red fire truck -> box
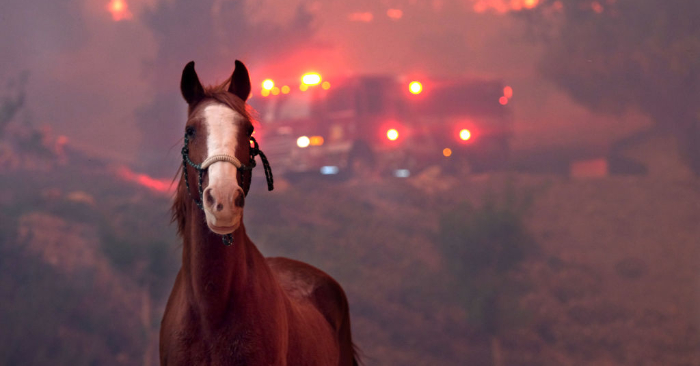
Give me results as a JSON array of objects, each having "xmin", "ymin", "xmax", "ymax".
[{"xmin": 248, "ymin": 72, "xmax": 512, "ymax": 178}]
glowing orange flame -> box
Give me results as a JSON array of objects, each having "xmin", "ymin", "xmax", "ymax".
[
  {"xmin": 117, "ymin": 166, "xmax": 174, "ymax": 194},
  {"xmin": 523, "ymin": 0, "xmax": 539, "ymax": 9},
  {"xmin": 55, "ymin": 135, "xmax": 68, "ymax": 154},
  {"xmin": 387, "ymin": 9, "xmax": 403, "ymax": 19},
  {"xmin": 348, "ymin": 12, "xmax": 373, "ymax": 22},
  {"xmin": 472, "ymin": 0, "xmax": 540, "ymax": 13},
  {"xmin": 108, "ymin": 0, "xmax": 133, "ymax": 21}
]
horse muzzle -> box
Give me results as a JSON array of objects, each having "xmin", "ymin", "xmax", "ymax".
[{"xmin": 202, "ymin": 159, "xmax": 245, "ymax": 234}]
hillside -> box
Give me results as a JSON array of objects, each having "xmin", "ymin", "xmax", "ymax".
[
  {"xmin": 1, "ymin": 163, "xmax": 699, "ymax": 365},
  {"xmin": 246, "ymin": 173, "xmax": 700, "ymax": 365}
]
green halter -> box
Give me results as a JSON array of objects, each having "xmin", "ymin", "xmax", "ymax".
[{"xmin": 181, "ymin": 134, "xmax": 273, "ymax": 246}]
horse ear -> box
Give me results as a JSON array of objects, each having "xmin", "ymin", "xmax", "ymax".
[
  {"xmin": 181, "ymin": 61, "xmax": 205, "ymax": 105},
  {"xmin": 228, "ymin": 60, "xmax": 251, "ymax": 102}
]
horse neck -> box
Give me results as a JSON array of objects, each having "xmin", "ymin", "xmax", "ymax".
[{"xmin": 181, "ymin": 204, "xmax": 280, "ymax": 324}]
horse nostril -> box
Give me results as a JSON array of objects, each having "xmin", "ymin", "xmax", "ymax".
[
  {"xmin": 234, "ymin": 192, "xmax": 245, "ymax": 208},
  {"xmin": 216, "ymin": 203, "xmax": 224, "ymax": 211},
  {"xmin": 204, "ymin": 189, "xmax": 215, "ymax": 207}
]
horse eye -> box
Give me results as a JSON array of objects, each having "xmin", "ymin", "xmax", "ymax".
[{"xmin": 185, "ymin": 126, "xmax": 196, "ymax": 137}]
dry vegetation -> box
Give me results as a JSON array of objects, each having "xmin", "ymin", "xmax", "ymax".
[{"xmin": 1, "ymin": 164, "xmax": 699, "ymax": 365}]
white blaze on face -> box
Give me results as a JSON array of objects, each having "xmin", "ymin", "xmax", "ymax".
[{"xmin": 202, "ymin": 103, "xmax": 245, "ymax": 229}]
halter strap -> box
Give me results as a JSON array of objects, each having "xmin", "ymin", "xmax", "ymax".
[
  {"xmin": 201, "ymin": 154, "xmax": 245, "ymax": 170},
  {"xmin": 180, "ymin": 134, "xmax": 274, "ymax": 247}
]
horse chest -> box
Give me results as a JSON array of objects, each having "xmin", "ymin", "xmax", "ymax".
[
  {"xmin": 164, "ymin": 309, "xmax": 338, "ymax": 366},
  {"xmin": 165, "ymin": 323, "xmax": 279, "ymax": 366}
]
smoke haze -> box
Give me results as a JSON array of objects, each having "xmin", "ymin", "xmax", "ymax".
[{"xmin": 2, "ymin": 0, "xmax": 592, "ymax": 170}]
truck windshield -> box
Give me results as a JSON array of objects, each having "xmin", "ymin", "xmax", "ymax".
[
  {"xmin": 412, "ymin": 81, "xmax": 506, "ymax": 117},
  {"xmin": 250, "ymin": 92, "xmax": 314, "ymax": 123}
]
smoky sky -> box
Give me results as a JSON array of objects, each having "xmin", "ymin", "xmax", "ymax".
[
  {"xmin": 1, "ymin": 0, "xmax": 636, "ymax": 172},
  {"xmin": 0, "ymin": 0, "xmax": 88, "ymax": 67},
  {"xmin": 137, "ymin": 0, "xmax": 317, "ymax": 175}
]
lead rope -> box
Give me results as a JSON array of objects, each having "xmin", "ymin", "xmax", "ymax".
[
  {"xmin": 181, "ymin": 134, "xmax": 274, "ymax": 247},
  {"xmin": 250, "ymin": 136, "xmax": 274, "ymax": 192}
]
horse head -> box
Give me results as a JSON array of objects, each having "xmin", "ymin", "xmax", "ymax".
[{"xmin": 179, "ymin": 60, "xmax": 265, "ymax": 236}]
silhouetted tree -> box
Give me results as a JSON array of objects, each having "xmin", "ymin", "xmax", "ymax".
[
  {"xmin": 521, "ymin": 0, "xmax": 700, "ymax": 174},
  {"xmin": 0, "ymin": 72, "xmax": 27, "ymax": 137}
]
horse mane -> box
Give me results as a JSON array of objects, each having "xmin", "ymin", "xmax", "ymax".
[{"xmin": 171, "ymin": 80, "xmax": 256, "ymax": 237}]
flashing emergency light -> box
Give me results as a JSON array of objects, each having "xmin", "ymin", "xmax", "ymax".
[
  {"xmin": 309, "ymin": 136, "xmax": 324, "ymax": 146},
  {"xmin": 503, "ymin": 86, "xmax": 513, "ymax": 99},
  {"xmin": 262, "ymin": 79, "xmax": 274, "ymax": 91},
  {"xmin": 459, "ymin": 129, "xmax": 472, "ymax": 141},
  {"xmin": 302, "ymin": 73, "xmax": 322, "ymax": 86},
  {"xmin": 387, "ymin": 129, "xmax": 399, "ymax": 141},
  {"xmin": 409, "ymin": 81, "xmax": 422, "ymax": 95},
  {"xmin": 297, "ymin": 136, "xmax": 310, "ymax": 148}
]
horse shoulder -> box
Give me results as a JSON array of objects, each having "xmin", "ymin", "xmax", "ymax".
[{"xmin": 266, "ymin": 257, "xmax": 350, "ymax": 332}]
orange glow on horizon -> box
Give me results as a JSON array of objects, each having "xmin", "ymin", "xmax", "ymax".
[
  {"xmin": 472, "ymin": 0, "xmax": 540, "ymax": 13},
  {"xmin": 117, "ymin": 167, "xmax": 173, "ymax": 194},
  {"xmin": 108, "ymin": 0, "xmax": 133, "ymax": 21}
]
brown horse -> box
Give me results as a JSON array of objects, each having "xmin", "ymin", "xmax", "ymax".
[{"xmin": 160, "ymin": 60, "xmax": 359, "ymax": 366}]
